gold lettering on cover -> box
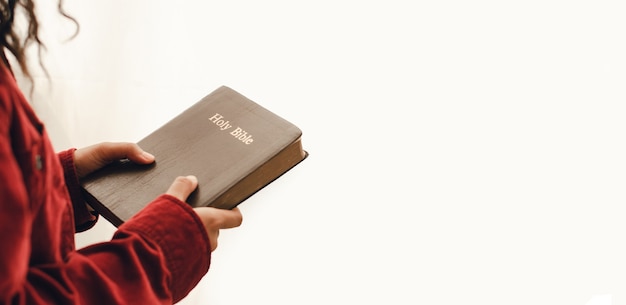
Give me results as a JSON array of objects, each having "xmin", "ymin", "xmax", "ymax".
[
  {"xmin": 230, "ymin": 127, "xmax": 254, "ymax": 145},
  {"xmin": 209, "ymin": 113, "xmax": 254, "ymax": 144},
  {"xmin": 208, "ymin": 113, "xmax": 232, "ymax": 131}
]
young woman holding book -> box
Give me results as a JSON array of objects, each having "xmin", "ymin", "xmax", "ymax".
[{"xmin": 0, "ymin": 1, "xmax": 242, "ymax": 304}]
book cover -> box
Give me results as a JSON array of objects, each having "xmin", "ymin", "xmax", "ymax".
[{"xmin": 80, "ymin": 86, "xmax": 307, "ymax": 227}]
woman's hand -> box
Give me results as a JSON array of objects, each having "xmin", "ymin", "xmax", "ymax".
[
  {"xmin": 165, "ymin": 175, "xmax": 243, "ymax": 252},
  {"xmin": 74, "ymin": 142, "xmax": 155, "ymax": 179}
]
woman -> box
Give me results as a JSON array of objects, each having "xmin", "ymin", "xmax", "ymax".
[{"xmin": 0, "ymin": 1, "xmax": 243, "ymax": 304}]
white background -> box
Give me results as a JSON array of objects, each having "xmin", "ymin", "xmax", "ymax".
[{"xmin": 19, "ymin": 1, "xmax": 626, "ymax": 304}]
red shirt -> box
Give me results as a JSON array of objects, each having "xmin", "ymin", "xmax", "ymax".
[{"xmin": 0, "ymin": 65, "xmax": 212, "ymax": 304}]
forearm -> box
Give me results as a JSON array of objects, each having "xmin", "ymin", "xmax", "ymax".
[{"xmin": 2, "ymin": 195, "xmax": 210, "ymax": 305}]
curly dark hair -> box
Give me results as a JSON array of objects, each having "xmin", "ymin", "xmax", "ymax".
[{"xmin": 0, "ymin": 0, "xmax": 77, "ymax": 80}]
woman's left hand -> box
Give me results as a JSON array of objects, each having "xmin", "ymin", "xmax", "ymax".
[{"xmin": 73, "ymin": 142, "xmax": 155, "ymax": 179}]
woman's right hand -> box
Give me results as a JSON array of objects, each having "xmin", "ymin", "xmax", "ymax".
[{"xmin": 165, "ymin": 175, "xmax": 243, "ymax": 252}]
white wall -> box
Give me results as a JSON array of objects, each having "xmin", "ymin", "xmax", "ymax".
[{"xmin": 23, "ymin": 1, "xmax": 626, "ymax": 304}]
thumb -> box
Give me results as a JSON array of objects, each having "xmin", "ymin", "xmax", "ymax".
[
  {"xmin": 75, "ymin": 142, "xmax": 155, "ymax": 178},
  {"xmin": 166, "ymin": 175, "xmax": 199, "ymax": 202},
  {"xmin": 98, "ymin": 142, "xmax": 155, "ymax": 165}
]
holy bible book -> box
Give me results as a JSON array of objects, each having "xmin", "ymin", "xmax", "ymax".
[{"xmin": 81, "ymin": 86, "xmax": 307, "ymax": 227}]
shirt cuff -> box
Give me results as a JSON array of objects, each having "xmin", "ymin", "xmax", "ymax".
[{"xmin": 58, "ymin": 148, "xmax": 99, "ymax": 232}]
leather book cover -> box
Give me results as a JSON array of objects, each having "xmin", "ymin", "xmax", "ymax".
[{"xmin": 80, "ymin": 86, "xmax": 307, "ymax": 227}]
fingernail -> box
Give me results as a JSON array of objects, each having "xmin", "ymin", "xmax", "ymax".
[
  {"xmin": 142, "ymin": 151, "xmax": 155, "ymax": 160},
  {"xmin": 186, "ymin": 175, "xmax": 198, "ymax": 183}
]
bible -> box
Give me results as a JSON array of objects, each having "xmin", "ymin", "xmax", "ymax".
[{"xmin": 80, "ymin": 86, "xmax": 307, "ymax": 227}]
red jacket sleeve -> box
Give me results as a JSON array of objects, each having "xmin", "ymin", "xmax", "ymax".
[
  {"xmin": 58, "ymin": 148, "xmax": 99, "ymax": 232},
  {"xmin": 70, "ymin": 195, "xmax": 212, "ymax": 304}
]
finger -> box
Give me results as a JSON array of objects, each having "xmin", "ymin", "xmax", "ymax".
[
  {"xmin": 196, "ymin": 207, "xmax": 243, "ymax": 229},
  {"xmin": 220, "ymin": 207, "xmax": 243, "ymax": 229},
  {"xmin": 97, "ymin": 142, "xmax": 155, "ymax": 164},
  {"xmin": 165, "ymin": 175, "xmax": 199, "ymax": 202}
]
